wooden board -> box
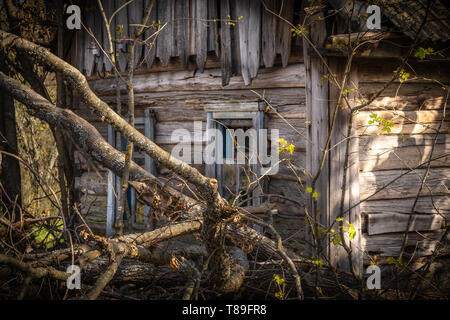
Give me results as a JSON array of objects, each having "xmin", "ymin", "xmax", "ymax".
[
  {"xmin": 144, "ymin": 0, "xmax": 158, "ymax": 68},
  {"xmin": 262, "ymin": 0, "xmax": 277, "ymax": 68},
  {"xmin": 83, "ymin": 7, "xmax": 96, "ymax": 76},
  {"xmin": 194, "ymin": 0, "xmax": 208, "ymax": 72},
  {"xmin": 355, "ymin": 110, "xmax": 448, "ymax": 135},
  {"xmin": 358, "ymin": 59, "xmax": 450, "ymax": 84},
  {"xmin": 156, "ymin": 0, "xmax": 174, "ymax": 67},
  {"xmin": 220, "ymin": 0, "xmax": 232, "ymax": 86},
  {"xmin": 359, "ymin": 134, "xmax": 450, "ymax": 171},
  {"xmin": 115, "ymin": 0, "xmax": 130, "ymax": 72},
  {"xmin": 204, "ymin": 102, "xmax": 260, "ymax": 112},
  {"xmin": 358, "ymin": 83, "xmax": 447, "ymax": 111},
  {"xmin": 247, "ymin": 0, "xmax": 261, "ymax": 79},
  {"xmin": 367, "ymin": 213, "xmax": 444, "ymax": 235},
  {"xmin": 359, "ymin": 168, "xmax": 450, "ymax": 200},
  {"xmin": 75, "ymin": 171, "xmax": 108, "ymax": 196},
  {"xmin": 89, "ymin": 87, "xmax": 305, "ymax": 107},
  {"xmin": 275, "ymin": 0, "xmax": 294, "ymax": 67},
  {"xmin": 175, "ymin": 0, "xmax": 190, "ymax": 69},
  {"xmin": 101, "ymin": 0, "xmax": 115, "ymax": 73},
  {"xmin": 360, "ymin": 196, "xmax": 450, "ymax": 215},
  {"xmin": 128, "ymin": 0, "xmax": 143, "ymax": 68},
  {"xmin": 236, "ymin": 0, "xmax": 250, "ymax": 85},
  {"xmin": 328, "ymin": 60, "xmax": 362, "ymax": 273},
  {"xmin": 302, "ymin": 6, "xmax": 330, "ymax": 259},
  {"xmin": 207, "ymin": 0, "xmax": 219, "ymax": 57},
  {"xmin": 76, "ymin": 88, "xmax": 306, "ymax": 122},
  {"xmin": 89, "ymin": 63, "xmax": 306, "ymax": 94},
  {"xmin": 363, "ymin": 231, "xmax": 447, "ymax": 257},
  {"xmin": 93, "ymin": 4, "xmax": 104, "ymax": 74},
  {"xmin": 155, "ymin": 121, "xmax": 206, "ymax": 145},
  {"xmin": 268, "ymin": 179, "xmax": 305, "ymax": 203}
]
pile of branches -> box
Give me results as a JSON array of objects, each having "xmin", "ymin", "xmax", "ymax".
[{"xmin": 0, "ymin": 29, "xmax": 447, "ymax": 300}]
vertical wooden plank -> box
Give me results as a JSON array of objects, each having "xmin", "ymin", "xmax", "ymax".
[
  {"xmin": 235, "ymin": 165, "xmax": 241, "ymax": 205},
  {"xmin": 276, "ymin": 0, "xmax": 294, "ymax": 67},
  {"xmin": 156, "ymin": 0, "xmax": 173, "ymax": 67},
  {"xmin": 220, "ymin": 0, "xmax": 232, "ymax": 86},
  {"xmin": 115, "ymin": 0, "xmax": 130, "ymax": 72},
  {"xmin": 130, "ymin": 187, "xmax": 136, "ymax": 223},
  {"xmin": 115, "ymin": 135, "xmax": 123, "ymax": 227},
  {"xmin": 101, "ymin": 0, "xmax": 115, "ymax": 73},
  {"xmin": 128, "ymin": 0, "xmax": 144, "ymax": 68},
  {"xmin": 262, "ymin": 0, "xmax": 277, "ymax": 68},
  {"xmin": 176, "ymin": 0, "xmax": 190, "ymax": 69},
  {"xmin": 93, "ymin": 5, "xmax": 104, "ymax": 74},
  {"xmin": 236, "ymin": 0, "xmax": 251, "ymax": 85},
  {"xmin": 329, "ymin": 60, "xmax": 362, "ymax": 275},
  {"xmin": 348, "ymin": 66, "xmax": 362, "ymax": 276},
  {"xmin": 230, "ymin": 0, "xmax": 241, "ymax": 75},
  {"xmin": 302, "ymin": 3, "xmax": 329, "ymax": 257},
  {"xmin": 106, "ymin": 124, "xmax": 116, "ymax": 237},
  {"xmin": 144, "ymin": 109, "xmax": 156, "ymax": 229},
  {"xmin": 248, "ymin": 0, "xmax": 261, "ymax": 79},
  {"xmin": 144, "ymin": 109, "xmax": 156, "ymax": 174},
  {"xmin": 170, "ymin": 0, "xmax": 177, "ymax": 57},
  {"xmin": 84, "ymin": 7, "xmax": 96, "ymax": 76},
  {"xmin": 253, "ymin": 111, "xmax": 263, "ymax": 233},
  {"xmin": 207, "ymin": 0, "xmax": 219, "ymax": 58},
  {"xmin": 205, "ymin": 112, "xmax": 216, "ymax": 178},
  {"xmin": 75, "ymin": 26, "xmax": 85, "ymax": 72},
  {"xmin": 194, "ymin": 0, "xmax": 208, "ymax": 72},
  {"xmin": 216, "ymin": 124, "xmax": 223, "ymax": 194},
  {"xmin": 329, "ymin": 58, "xmax": 350, "ymax": 269},
  {"xmin": 252, "ymin": 111, "xmax": 263, "ymax": 207},
  {"xmin": 144, "ymin": 0, "xmax": 158, "ymax": 68}
]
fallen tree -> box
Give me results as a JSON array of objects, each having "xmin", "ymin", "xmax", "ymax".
[
  {"xmin": 0, "ymin": 29, "xmax": 310, "ymax": 299},
  {"xmin": 0, "ymin": 28, "xmax": 378, "ymax": 299}
]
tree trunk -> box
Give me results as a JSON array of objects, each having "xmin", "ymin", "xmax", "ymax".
[{"xmin": 0, "ymin": 52, "xmax": 22, "ymax": 218}]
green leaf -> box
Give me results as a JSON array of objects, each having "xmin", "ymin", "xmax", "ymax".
[{"xmin": 332, "ymin": 234, "xmax": 341, "ymax": 245}]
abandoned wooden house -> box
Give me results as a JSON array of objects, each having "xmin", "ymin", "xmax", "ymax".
[{"xmin": 69, "ymin": 0, "xmax": 449, "ymax": 276}]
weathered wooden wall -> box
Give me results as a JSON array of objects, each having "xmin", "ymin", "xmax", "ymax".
[
  {"xmin": 74, "ymin": 0, "xmax": 301, "ymax": 86},
  {"xmin": 356, "ymin": 59, "xmax": 449, "ymax": 267},
  {"xmin": 73, "ymin": 63, "xmax": 308, "ymax": 251}
]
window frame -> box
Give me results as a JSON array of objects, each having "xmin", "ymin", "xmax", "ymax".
[
  {"xmin": 204, "ymin": 101, "xmax": 266, "ymax": 208},
  {"xmin": 106, "ymin": 108, "xmax": 155, "ymax": 237}
]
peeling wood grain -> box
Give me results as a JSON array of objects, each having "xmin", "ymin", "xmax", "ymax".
[
  {"xmin": 220, "ymin": 0, "xmax": 232, "ymax": 86},
  {"xmin": 83, "ymin": 7, "xmax": 96, "ymax": 76},
  {"xmin": 156, "ymin": 0, "xmax": 174, "ymax": 67},
  {"xmin": 194, "ymin": 0, "xmax": 208, "ymax": 72},
  {"xmin": 144, "ymin": 0, "xmax": 158, "ymax": 68},
  {"xmin": 93, "ymin": 3, "xmax": 104, "ymax": 74},
  {"xmin": 367, "ymin": 213, "xmax": 444, "ymax": 235},
  {"xmin": 101, "ymin": 0, "xmax": 115, "ymax": 73},
  {"xmin": 128, "ymin": 0, "xmax": 143, "ymax": 68},
  {"xmin": 355, "ymin": 110, "xmax": 449, "ymax": 135},
  {"xmin": 363, "ymin": 231, "xmax": 448, "ymax": 257},
  {"xmin": 207, "ymin": 0, "xmax": 219, "ymax": 58},
  {"xmin": 89, "ymin": 63, "xmax": 306, "ymax": 94},
  {"xmin": 248, "ymin": 0, "xmax": 261, "ymax": 79},
  {"xmin": 360, "ymin": 196, "xmax": 450, "ymax": 215},
  {"xmin": 359, "ymin": 134, "xmax": 450, "ymax": 171},
  {"xmin": 276, "ymin": 0, "xmax": 294, "ymax": 67},
  {"xmin": 262, "ymin": 0, "xmax": 277, "ymax": 68},
  {"xmin": 115, "ymin": 0, "xmax": 130, "ymax": 72},
  {"xmin": 360, "ymin": 168, "xmax": 450, "ymax": 200},
  {"xmin": 176, "ymin": 0, "xmax": 190, "ymax": 69},
  {"xmin": 236, "ymin": 0, "xmax": 251, "ymax": 85}
]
